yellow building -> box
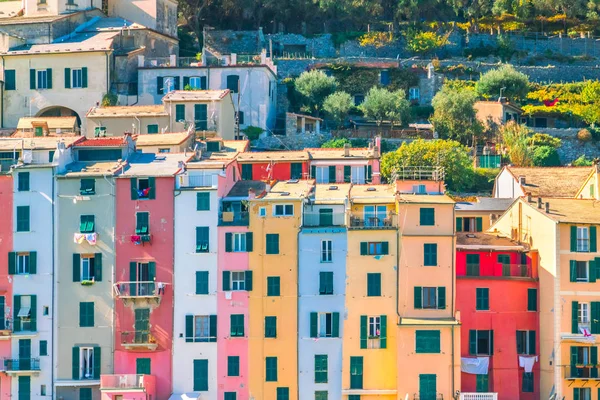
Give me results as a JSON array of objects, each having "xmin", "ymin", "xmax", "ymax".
[
  {"xmin": 248, "ymin": 179, "xmax": 314, "ymax": 400},
  {"xmin": 575, "ymin": 165, "xmax": 600, "ymax": 200},
  {"xmin": 492, "ymin": 197, "xmax": 600, "ymax": 400},
  {"xmin": 342, "ymin": 184, "xmax": 399, "ymax": 399}
]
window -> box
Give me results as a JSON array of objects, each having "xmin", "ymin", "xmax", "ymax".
[
  {"xmin": 43, "ymin": 306, "xmax": 48, "ymax": 316},
  {"xmin": 267, "ymin": 277, "xmax": 280, "ymax": 296},
  {"xmin": 367, "ymin": 273, "xmax": 381, "ymax": 296},
  {"xmin": 414, "ymin": 287, "xmax": 446, "ymax": 310},
  {"xmin": 137, "ymin": 178, "xmax": 151, "ymax": 199},
  {"xmin": 318, "ymin": 313, "xmax": 333, "ymax": 338},
  {"xmin": 79, "ymin": 388, "xmax": 91, "ymax": 400},
  {"xmin": 476, "ymin": 288, "xmax": 489, "ymax": 311},
  {"xmin": 420, "ymin": 208, "xmax": 435, "ymax": 226},
  {"xmin": 163, "ymin": 76, "xmax": 176, "ymax": 93},
  {"xmin": 259, "ymin": 207, "xmax": 266, "ymax": 217},
  {"xmin": 195, "ymin": 271, "xmax": 209, "ymax": 294},
  {"xmin": 409, "ymin": 87, "xmax": 420, "ymax": 101},
  {"xmin": 196, "ymin": 227, "xmax": 209, "ymax": 253},
  {"xmin": 522, "ymin": 372, "xmax": 534, "ymax": 393},
  {"xmin": 185, "ymin": 314, "xmax": 216, "ymax": 342},
  {"xmin": 314, "ymin": 355, "xmax": 328, "ymax": 383},
  {"xmin": 321, "ymin": 240, "xmax": 332, "ymax": 262},
  {"xmin": 241, "ymin": 164, "xmax": 253, "ymax": 180},
  {"xmin": 16, "ymin": 206, "xmax": 30, "ymax": 232},
  {"xmin": 233, "ymin": 233, "xmax": 247, "ymax": 252},
  {"xmin": 79, "ymin": 302, "xmax": 94, "ymax": 327},
  {"xmin": 189, "ymin": 76, "xmax": 206, "ymax": 89},
  {"xmin": 17, "ymin": 172, "xmax": 29, "ymax": 191},
  {"xmin": 135, "ymin": 212, "xmax": 149, "ymax": 234},
  {"xmin": 147, "ymin": 124, "xmax": 159, "ymax": 134},
  {"xmin": 577, "ymin": 227, "xmax": 590, "ymax": 252},
  {"xmin": 71, "ymin": 68, "xmax": 83, "ymax": 88},
  {"xmin": 41, "ymin": 385, "xmax": 47, "ymax": 396},
  {"xmin": 224, "ymin": 393, "xmax": 237, "ymax": 400},
  {"xmin": 380, "ymin": 70, "xmax": 390, "ymax": 85},
  {"xmin": 80, "ymin": 256, "xmax": 95, "ymax": 281},
  {"xmin": 266, "ymin": 234, "xmax": 279, "ymax": 254},
  {"xmin": 227, "ymin": 356, "xmax": 240, "ymax": 376},
  {"xmin": 350, "ymin": 166, "xmax": 365, "ymax": 184},
  {"xmin": 5, "ymin": 70, "xmax": 15, "ymax": 90},
  {"xmin": 265, "ymin": 316, "xmax": 277, "ymax": 338},
  {"xmin": 48, "ymin": 150, "xmax": 55, "ymax": 163},
  {"xmin": 266, "ymin": 357, "xmax": 277, "ymax": 381},
  {"xmin": 274, "ymin": 204, "xmax": 294, "ymax": 216},
  {"xmin": 363, "ymin": 205, "xmax": 387, "ymax": 227},
  {"xmin": 196, "ymin": 192, "xmax": 210, "ymax": 211},
  {"xmin": 231, "ymin": 271, "xmax": 246, "ymax": 291},
  {"xmin": 574, "ymin": 261, "xmax": 589, "ymax": 282},
  {"xmin": 574, "ymin": 387, "xmax": 592, "ymax": 400},
  {"xmin": 368, "ymin": 316, "xmax": 381, "ymax": 339},
  {"xmin": 276, "ymin": 387, "xmax": 289, "ymax": 400},
  {"xmin": 349, "ymin": 357, "xmax": 363, "ymax": 389},
  {"xmin": 360, "ymin": 241, "xmax": 389, "ymax": 256},
  {"xmin": 469, "ymin": 330, "xmax": 493, "ymax": 355},
  {"xmin": 315, "ymin": 167, "xmax": 329, "ymax": 184},
  {"xmin": 315, "ymin": 391, "xmax": 328, "ymax": 400},
  {"xmin": 423, "ymin": 244, "xmax": 437, "ymax": 266},
  {"xmin": 79, "ymin": 347, "xmax": 95, "ymax": 379},
  {"xmin": 466, "ymin": 254, "xmax": 480, "ymax": 276},
  {"xmin": 319, "ymin": 272, "xmax": 333, "ymax": 295},
  {"xmin": 416, "ymin": 330, "xmax": 441, "ymax": 353},
  {"xmin": 80, "ymin": 215, "xmax": 95, "ymax": 234},
  {"xmin": 516, "ymin": 330, "xmax": 536, "ymax": 355},
  {"xmin": 476, "ymin": 374, "xmax": 489, "ymax": 392},
  {"xmin": 457, "ymin": 217, "xmax": 482, "ymax": 233},
  {"xmin": 80, "ymin": 179, "xmax": 95, "ymax": 195},
  {"xmin": 227, "ymin": 75, "xmax": 240, "ymax": 93},
  {"xmin": 354, "ymin": 94, "xmax": 365, "ymax": 106},
  {"xmin": 230, "ymin": 314, "xmax": 244, "ymax": 337},
  {"xmin": 579, "ymin": 302, "xmax": 590, "ymax": 328},
  {"xmin": 423, "ymin": 287, "xmax": 437, "ymax": 309},
  {"xmin": 194, "ymin": 316, "xmax": 210, "ymax": 341},
  {"xmin": 40, "ymin": 340, "xmax": 47, "ymax": 356},
  {"xmin": 291, "ymin": 163, "xmax": 303, "ymax": 179},
  {"xmin": 193, "ymin": 359, "xmax": 208, "ymax": 391},
  {"xmin": 527, "ymin": 288, "xmax": 537, "ymax": 311},
  {"xmin": 36, "ymin": 69, "xmax": 49, "ymax": 89},
  {"xmin": 136, "ymin": 358, "xmax": 151, "ymax": 375},
  {"xmin": 17, "ymin": 253, "xmax": 31, "ymax": 274}
]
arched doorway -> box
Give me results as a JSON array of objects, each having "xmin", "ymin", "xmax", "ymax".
[{"xmin": 36, "ymin": 106, "xmax": 82, "ymax": 130}]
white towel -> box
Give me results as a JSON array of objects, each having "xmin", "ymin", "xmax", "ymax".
[
  {"xmin": 461, "ymin": 357, "xmax": 489, "ymax": 375},
  {"xmin": 519, "ymin": 355, "xmax": 538, "ymax": 373}
]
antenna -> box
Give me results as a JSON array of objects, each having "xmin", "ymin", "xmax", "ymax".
[{"xmin": 235, "ymin": 79, "xmax": 241, "ymax": 139}]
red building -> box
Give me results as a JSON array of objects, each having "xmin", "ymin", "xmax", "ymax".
[
  {"xmin": 236, "ymin": 151, "xmax": 309, "ymax": 181},
  {"xmin": 0, "ymin": 174, "xmax": 12, "ymax": 400},
  {"xmin": 456, "ymin": 232, "xmax": 540, "ymax": 400}
]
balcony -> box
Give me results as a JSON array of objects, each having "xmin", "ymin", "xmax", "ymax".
[
  {"xmin": 564, "ymin": 365, "xmax": 600, "ymax": 380},
  {"xmin": 130, "ymin": 234, "xmax": 151, "ymax": 246},
  {"xmin": 179, "ymin": 174, "xmax": 218, "ymax": 189},
  {"xmin": 349, "ymin": 212, "xmax": 397, "ymax": 230},
  {"xmin": 121, "ymin": 330, "xmax": 158, "ymax": 351},
  {"xmin": 458, "ymin": 264, "xmax": 533, "ymax": 280},
  {"xmin": 460, "ymin": 394, "xmax": 498, "ymax": 400},
  {"xmin": 0, "ymin": 319, "xmax": 12, "ymax": 339},
  {"xmin": 100, "ymin": 374, "xmax": 156, "ymax": 394},
  {"xmin": 396, "ymin": 166, "xmax": 445, "ymax": 181},
  {"xmin": 303, "ymin": 211, "xmax": 346, "ymax": 227},
  {"xmin": 219, "ymin": 211, "xmax": 249, "ymax": 226},
  {"xmin": 113, "ymin": 282, "xmax": 163, "ymax": 306},
  {"xmin": 413, "ymin": 394, "xmax": 444, "ymax": 400},
  {"xmin": 2, "ymin": 358, "xmax": 40, "ymax": 375}
]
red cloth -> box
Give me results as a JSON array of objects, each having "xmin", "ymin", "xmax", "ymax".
[
  {"xmin": 142, "ymin": 187, "xmax": 151, "ymax": 196},
  {"xmin": 543, "ymin": 98, "xmax": 559, "ymax": 107},
  {"xmin": 131, "ymin": 235, "xmax": 141, "ymax": 243}
]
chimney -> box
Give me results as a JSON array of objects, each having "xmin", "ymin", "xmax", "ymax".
[
  {"xmin": 537, "ymin": 198, "xmax": 542, "ymax": 209},
  {"xmin": 343, "ymin": 143, "xmax": 350, "ymax": 157},
  {"xmin": 527, "ymin": 193, "xmax": 532, "ymax": 202},
  {"xmin": 545, "ymin": 202, "xmax": 550, "ymax": 213},
  {"xmin": 265, "ymin": 183, "xmax": 271, "ymax": 193},
  {"xmin": 248, "ymin": 188, "xmax": 256, "ymax": 200},
  {"xmin": 519, "ymin": 176, "xmax": 526, "ymax": 185}
]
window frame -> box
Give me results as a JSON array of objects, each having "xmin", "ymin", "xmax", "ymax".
[
  {"xmin": 317, "ymin": 312, "xmax": 333, "ymax": 338},
  {"xmin": 36, "ymin": 69, "xmax": 48, "ymax": 89},
  {"xmin": 575, "ymin": 261, "xmax": 589, "ymax": 282},
  {"xmin": 273, "ymin": 204, "xmax": 294, "ymax": 217},
  {"xmin": 231, "ymin": 271, "xmax": 246, "ymax": 291},
  {"xmin": 79, "ymin": 347, "xmax": 95, "ymax": 379},
  {"xmin": 577, "ymin": 226, "xmax": 590, "ymax": 252},
  {"xmin": 321, "ymin": 240, "xmax": 332, "ymax": 263},
  {"xmin": 233, "ymin": 233, "xmax": 247, "ymax": 252},
  {"xmin": 422, "ymin": 287, "xmax": 437, "ymax": 309},
  {"xmin": 193, "ymin": 315, "xmax": 212, "ymax": 342},
  {"xmin": 72, "ymin": 68, "xmax": 83, "ymax": 88},
  {"xmin": 80, "ymin": 255, "xmax": 95, "ymax": 281},
  {"xmin": 16, "ymin": 253, "xmax": 30, "ymax": 275}
]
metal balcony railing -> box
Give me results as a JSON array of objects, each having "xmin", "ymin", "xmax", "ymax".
[
  {"xmin": 303, "ymin": 211, "xmax": 346, "ymax": 227},
  {"xmin": 113, "ymin": 282, "xmax": 162, "ymax": 298},
  {"xmin": 121, "ymin": 330, "xmax": 157, "ymax": 349},
  {"xmin": 460, "ymin": 394, "xmax": 498, "ymax": 400},
  {"xmin": 349, "ymin": 212, "xmax": 397, "ymax": 229},
  {"xmin": 564, "ymin": 365, "xmax": 600, "ymax": 379},
  {"xmin": 395, "ymin": 166, "xmax": 445, "ymax": 181},
  {"xmin": 458, "ymin": 264, "xmax": 532, "ymax": 279},
  {"xmin": 413, "ymin": 393, "xmax": 444, "ymax": 400},
  {"xmin": 101, "ymin": 374, "xmax": 155, "ymax": 390},
  {"xmin": 179, "ymin": 174, "xmax": 218, "ymax": 188},
  {"xmin": 3, "ymin": 358, "xmax": 40, "ymax": 372},
  {"xmin": 219, "ymin": 211, "xmax": 249, "ymax": 226}
]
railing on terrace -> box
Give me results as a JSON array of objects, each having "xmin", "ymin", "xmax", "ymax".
[
  {"xmin": 179, "ymin": 174, "xmax": 218, "ymax": 188},
  {"xmin": 349, "ymin": 212, "xmax": 397, "ymax": 229},
  {"xmin": 0, "ymin": 159, "xmax": 17, "ymax": 172},
  {"xmin": 144, "ymin": 54, "xmax": 262, "ymax": 68},
  {"xmin": 564, "ymin": 365, "xmax": 600, "ymax": 380},
  {"xmin": 458, "ymin": 264, "xmax": 533, "ymax": 279},
  {"xmin": 413, "ymin": 393, "xmax": 443, "ymax": 400},
  {"xmin": 121, "ymin": 330, "xmax": 157, "ymax": 348},
  {"xmin": 3, "ymin": 358, "xmax": 40, "ymax": 372},
  {"xmin": 332, "ymin": 128, "xmax": 434, "ymax": 140},
  {"xmin": 460, "ymin": 394, "xmax": 498, "ymax": 400},
  {"xmin": 303, "ymin": 211, "xmax": 346, "ymax": 227},
  {"xmin": 113, "ymin": 282, "xmax": 162, "ymax": 298},
  {"xmin": 393, "ymin": 166, "xmax": 445, "ymax": 182},
  {"xmin": 218, "ymin": 211, "xmax": 249, "ymax": 226},
  {"xmin": 100, "ymin": 374, "xmax": 155, "ymax": 390}
]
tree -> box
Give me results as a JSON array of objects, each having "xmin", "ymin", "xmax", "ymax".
[
  {"xmin": 431, "ymin": 86, "xmax": 482, "ymax": 144},
  {"xmin": 532, "ymin": 146, "xmax": 561, "ymax": 166},
  {"xmin": 359, "ymin": 87, "xmax": 411, "ymax": 128},
  {"xmin": 500, "ymin": 122, "xmax": 533, "ymax": 166},
  {"xmin": 380, "ymin": 139, "xmax": 475, "ymax": 191},
  {"xmin": 294, "ymin": 70, "xmax": 338, "ymax": 117},
  {"xmin": 323, "ymin": 92, "xmax": 354, "ymax": 127},
  {"xmin": 321, "ymin": 137, "xmax": 351, "ymax": 148},
  {"xmin": 572, "ymin": 155, "xmax": 595, "ymax": 166},
  {"xmin": 475, "ymin": 65, "xmax": 530, "ymax": 101},
  {"xmin": 405, "ymin": 30, "xmax": 447, "ymax": 55}
]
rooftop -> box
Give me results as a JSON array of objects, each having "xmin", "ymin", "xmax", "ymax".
[
  {"xmin": 307, "ymin": 148, "xmax": 377, "ymax": 160},
  {"xmin": 0, "ymin": 2, "xmax": 23, "ymax": 20},
  {"xmin": 260, "ymin": 179, "xmax": 315, "ymax": 200},
  {"xmin": 455, "ymin": 197, "xmax": 514, "ymax": 212},
  {"xmin": 162, "ymin": 90, "xmax": 230, "ymax": 102},
  {"xmin": 86, "ymin": 105, "xmax": 167, "ymax": 118},
  {"xmin": 456, "ymin": 232, "xmax": 526, "ymax": 249},
  {"xmin": 121, "ymin": 153, "xmax": 192, "ymax": 177},
  {"xmin": 398, "ymin": 194, "xmax": 455, "ymax": 204},
  {"xmin": 225, "ymin": 180, "xmax": 267, "ymax": 198},
  {"xmin": 74, "ymin": 137, "xmax": 128, "ymax": 147},
  {"xmin": 237, "ymin": 150, "xmax": 309, "ymax": 162},
  {"xmin": 135, "ymin": 132, "xmax": 192, "ymax": 147},
  {"xmin": 505, "ymin": 166, "xmax": 592, "ymax": 198},
  {"xmin": 82, "ymin": 17, "xmax": 147, "ymax": 33},
  {"xmin": 3, "ymin": 31, "xmax": 119, "ymax": 55},
  {"xmin": 350, "ymin": 184, "xmax": 396, "ymax": 204},
  {"xmin": 312, "ymin": 184, "xmax": 352, "ymax": 204},
  {"xmin": 474, "ymin": 100, "xmax": 523, "ymax": 113},
  {"xmin": 62, "ymin": 161, "xmax": 124, "ymax": 177},
  {"xmin": 16, "ymin": 116, "xmax": 78, "ymax": 131},
  {"xmin": 0, "ymin": 136, "xmax": 84, "ymax": 150},
  {"xmin": 522, "ymin": 197, "xmax": 600, "ymax": 224}
]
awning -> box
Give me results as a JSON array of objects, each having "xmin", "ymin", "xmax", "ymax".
[
  {"xmin": 399, "ymin": 317, "xmax": 460, "ymax": 326},
  {"xmin": 17, "ymin": 307, "xmax": 30, "ymax": 318}
]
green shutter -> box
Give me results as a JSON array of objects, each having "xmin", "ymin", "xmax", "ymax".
[
  {"xmin": 157, "ymin": 77, "xmax": 164, "ymax": 94},
  {"xmin": 310, "ymin": 312, "xmax": 318, "ymax": 338},
  {"xmin": 30, "ymin": 69, "xmax": 35, "ymax": 89},
  {"xmin": 176, "ymin": 104, "xmax": 186, "ymax": 122},
  {"xmin": 590, "ymin": 260, "xmax": 597, "ymax": 283},
  {"xmin": 46, "ymin": 68, "xmax": 52, "ymax": 89},
  {"xmin": 8, "ymin": 252, "xmax": 15, "ymax": 275},
  {"xmin": 592, "ymin": 302, "xmax": 600, "ymax": 334},
  {"xmin": 381, "ymin": 241, "xmax": 389, "ymax": 255},
  {"xmin": 193, "ymin": 359, "xmax": 208, "ymax": 391},
  {"xmin": 570, "ymin": 260, "xmax": 577, "ymax": 282},
  {"xmin": 72, "ymin": 346, "xmax": 80, "ymax": 379},
  {"xmin": 131, "ymin": 178, "xmax": 138, "ymax": 200},
  {"xmin": 592, "ymin": 346, "xmax": 598, "ymax": 365},
  {"xmin": 490, "ymin": 330, "xmax": 494, "ymax": 355},
  {"xmin": 380, "ymin": 315, "xmax": 387, "ymax": 349},
  {"xmin": 528, "ymin": 331, "xmax": 536, "ymax": 355},
  {"xmin": 225, "ymin": 233, "xmax": 232, "ymax": 252},
  {"xmin": 328, "ymin": 166, "xmax": 336, "ymax": 183},
  {"xmin": 476, "ymin": 217, "xmax": 483, "ymax": 232},
  {"xmin": 196, "ymin": 192, "xmax": 210, "ymax": 211},
  {"xmin": 592, "ymin": 226, "xmax": 597, "ymax": 252},
  {"xmin": 82, "ymin": 67, "xmax": 88, "ymax": 88},
  {"xmin": 366, "ymin": 165, "xmax": 373, "ymax": 182},
  {"xmin": 265, "ymin": 316, "xmax": 277, "ymax": 338},
  {"xmin": 574, "ymin": 388, "xmax": 580, "ymax": 400},
  {"xmin": 571, "ymin": 346, "xmax": 578, "ymax": 370},
  {"xmin": 360, "ymin": 242, "xmax": 368, "ymax": 255},
  {"xmin": 228, "ymin": 356, "xmax": 240, "ymax": 376},
  {"xmin": 265, "ymin": 357, "xmax": 277, "ymax": 381},
  {"xmin": 183, "ymin": 76, "xmax": 190, "ymax": 88},
  {"xmin": 30, "ymin": 295, "xmax": 36, "ymax": 331},
  {"xmin": 332, "ymin": 312, "xmax": 340, "ymax": 338},
  {"xmin": 223, "ymin": 271, "xmax": 231, "ymax": 291},
  {"xmin": 344, "ymin": 166, "xmax": 351, "ymax": 183},
  {"xmin": 5, "ymin": 70, "xmax": 15, "ymax": 90},
  {"xmin": 456, "ymin": 217, "xmax": 462, "ymax": 232},
  {"xmin": 136, "ymin": 358, "xmax": 151, "ymax": 375},
  {"xmin": 40, "ymin": 340, "xmax": 47, "ymax": 356},
  {"xmin": 311, "ymin": 165, "xmax": 316, "ymax": 179},
  {"xmin": 245, "ymin": 271, "xmax": 253, "ymax": 291},
  {"xmin": 414, "ymin": 286, "xmax": 422, "ymax": 309},
  {"xmin": 13, "ymin": 295, "xmax": 20, "ymax": 332},
  {"xmin": 185, "ymin": 315, "xmax": 193, "ymax": 342},
  {"xmin": 571, "ymin": 226, "xmax": 578, "ymax": 251},
  {"xmin": 437, "ymin": 287, "xmax": 446, "ymax": 309},
  {"xmin": 196, "ymin": 271, "xmax": 208, "ymax": 294},
  {"xmin": 469, "ymin": 330, "xmax": 477, "ymax": 355},
  {"xmin": 64, "ymin": 68, "xmax": 71, "ymax": 88},
  {"xmin": 94, "ymin": 253, "xmax": 102, "ymax": 281},
  {"xmin": 527, "ymin": 288, "xmax": 537, "ymax": 311},
  {"xmin": 209, "ymin": 315, "xmax": 217, "ymax": 342},
  {"xmin": 360, "ymin": 315, "xmax": 367, "ymax": 349},
  {"xmin": 572, "ymin": 301, "xmax": 579, "ymax": 334},
  {"xmin": 246, "ymin": 232, "xmax": 253, "ymax": 251},
  {"xmin": 148, "ymin": 177, "xmax": 156, "ymax": 199}
]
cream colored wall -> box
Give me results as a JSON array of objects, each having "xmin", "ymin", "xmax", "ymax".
[
  {"xmin": 397, "ymin": 202, "xmax": 455, "ymax": 236},
  {"xmin": 137, "ymin": 143, "xmax": 187, "ymax": 153},
  {"xmin": 456, "ymin": 210, "xmax": 494, "ymax": 232},
  {"xmin": 86, "ymin": 115, "xmax": 170, "ymax": 137},
  {"xmin": 576, "ymin": 172, "xmax": 598, "ymax": 200},
  {"xmin": 164, "ymin": 95, "xmax": 235, "ymax": 140},
  {"xmin": 218, "ymin": 95, "xmax": 235, "ymax": 139},
  {"xmin": 3, "ymin": 52, "xmax": 110, "ymax": 134}
]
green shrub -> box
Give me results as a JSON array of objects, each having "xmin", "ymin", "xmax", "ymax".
[
  {"xmin": 242, "ymin": 126, "xmax": 263, "ymax": 141},
  {"xmin": 527, "ymin": 133, "xmax": 561, "ymax": 148},
  {"xmin": 321, "ymin": 138, "xmax": 351, "ymax": 148},
  {"xmin": 572, "ymin": 154, "xmax": 594, "ymax": 166},
  {"xmin": 532, "ymin": 145, "xmax": 561, "ymax": 166},
  {"xmin": 101, "ymin": 93, "xmax": 118, "ymax": 107}
]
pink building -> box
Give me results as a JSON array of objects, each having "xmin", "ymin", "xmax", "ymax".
[
  {"xmin": 0, "ymin": 175, "xmax": 12, "ymax": 400},
  {"xmin": 103, "ymin": 153, "xmax": 189, "ymax": 400}
]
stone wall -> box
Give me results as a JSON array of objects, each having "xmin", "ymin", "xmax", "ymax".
[
  {"xmin": 530, "ymin": 128, "xmax": 600, "ymax": 164},
  {"xmin": 255, "ymin": 131, "xmax": 330, "ymax": 149}
]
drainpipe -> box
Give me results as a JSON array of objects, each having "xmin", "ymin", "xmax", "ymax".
[
  {"xmin": 451, "ymin": 205, "xmax": 456, "ymax": 399},
  {"xmin": 296, "ymin": 226, "xmax": 301, "ymax": 400},
  {"xmin": 1, "ymin": 56, "xmax": 5, "ymax": 128},
  {"xmin": 134, "ymin": 116, "xmax": 141, "ymax": 135},
  {"xmin": 51, "ymin": 168, "xmax": 55, "ymax": 398},
  {"xmin": 105, "ymin": 51, "xmax": 110, "ymax": 102}
]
